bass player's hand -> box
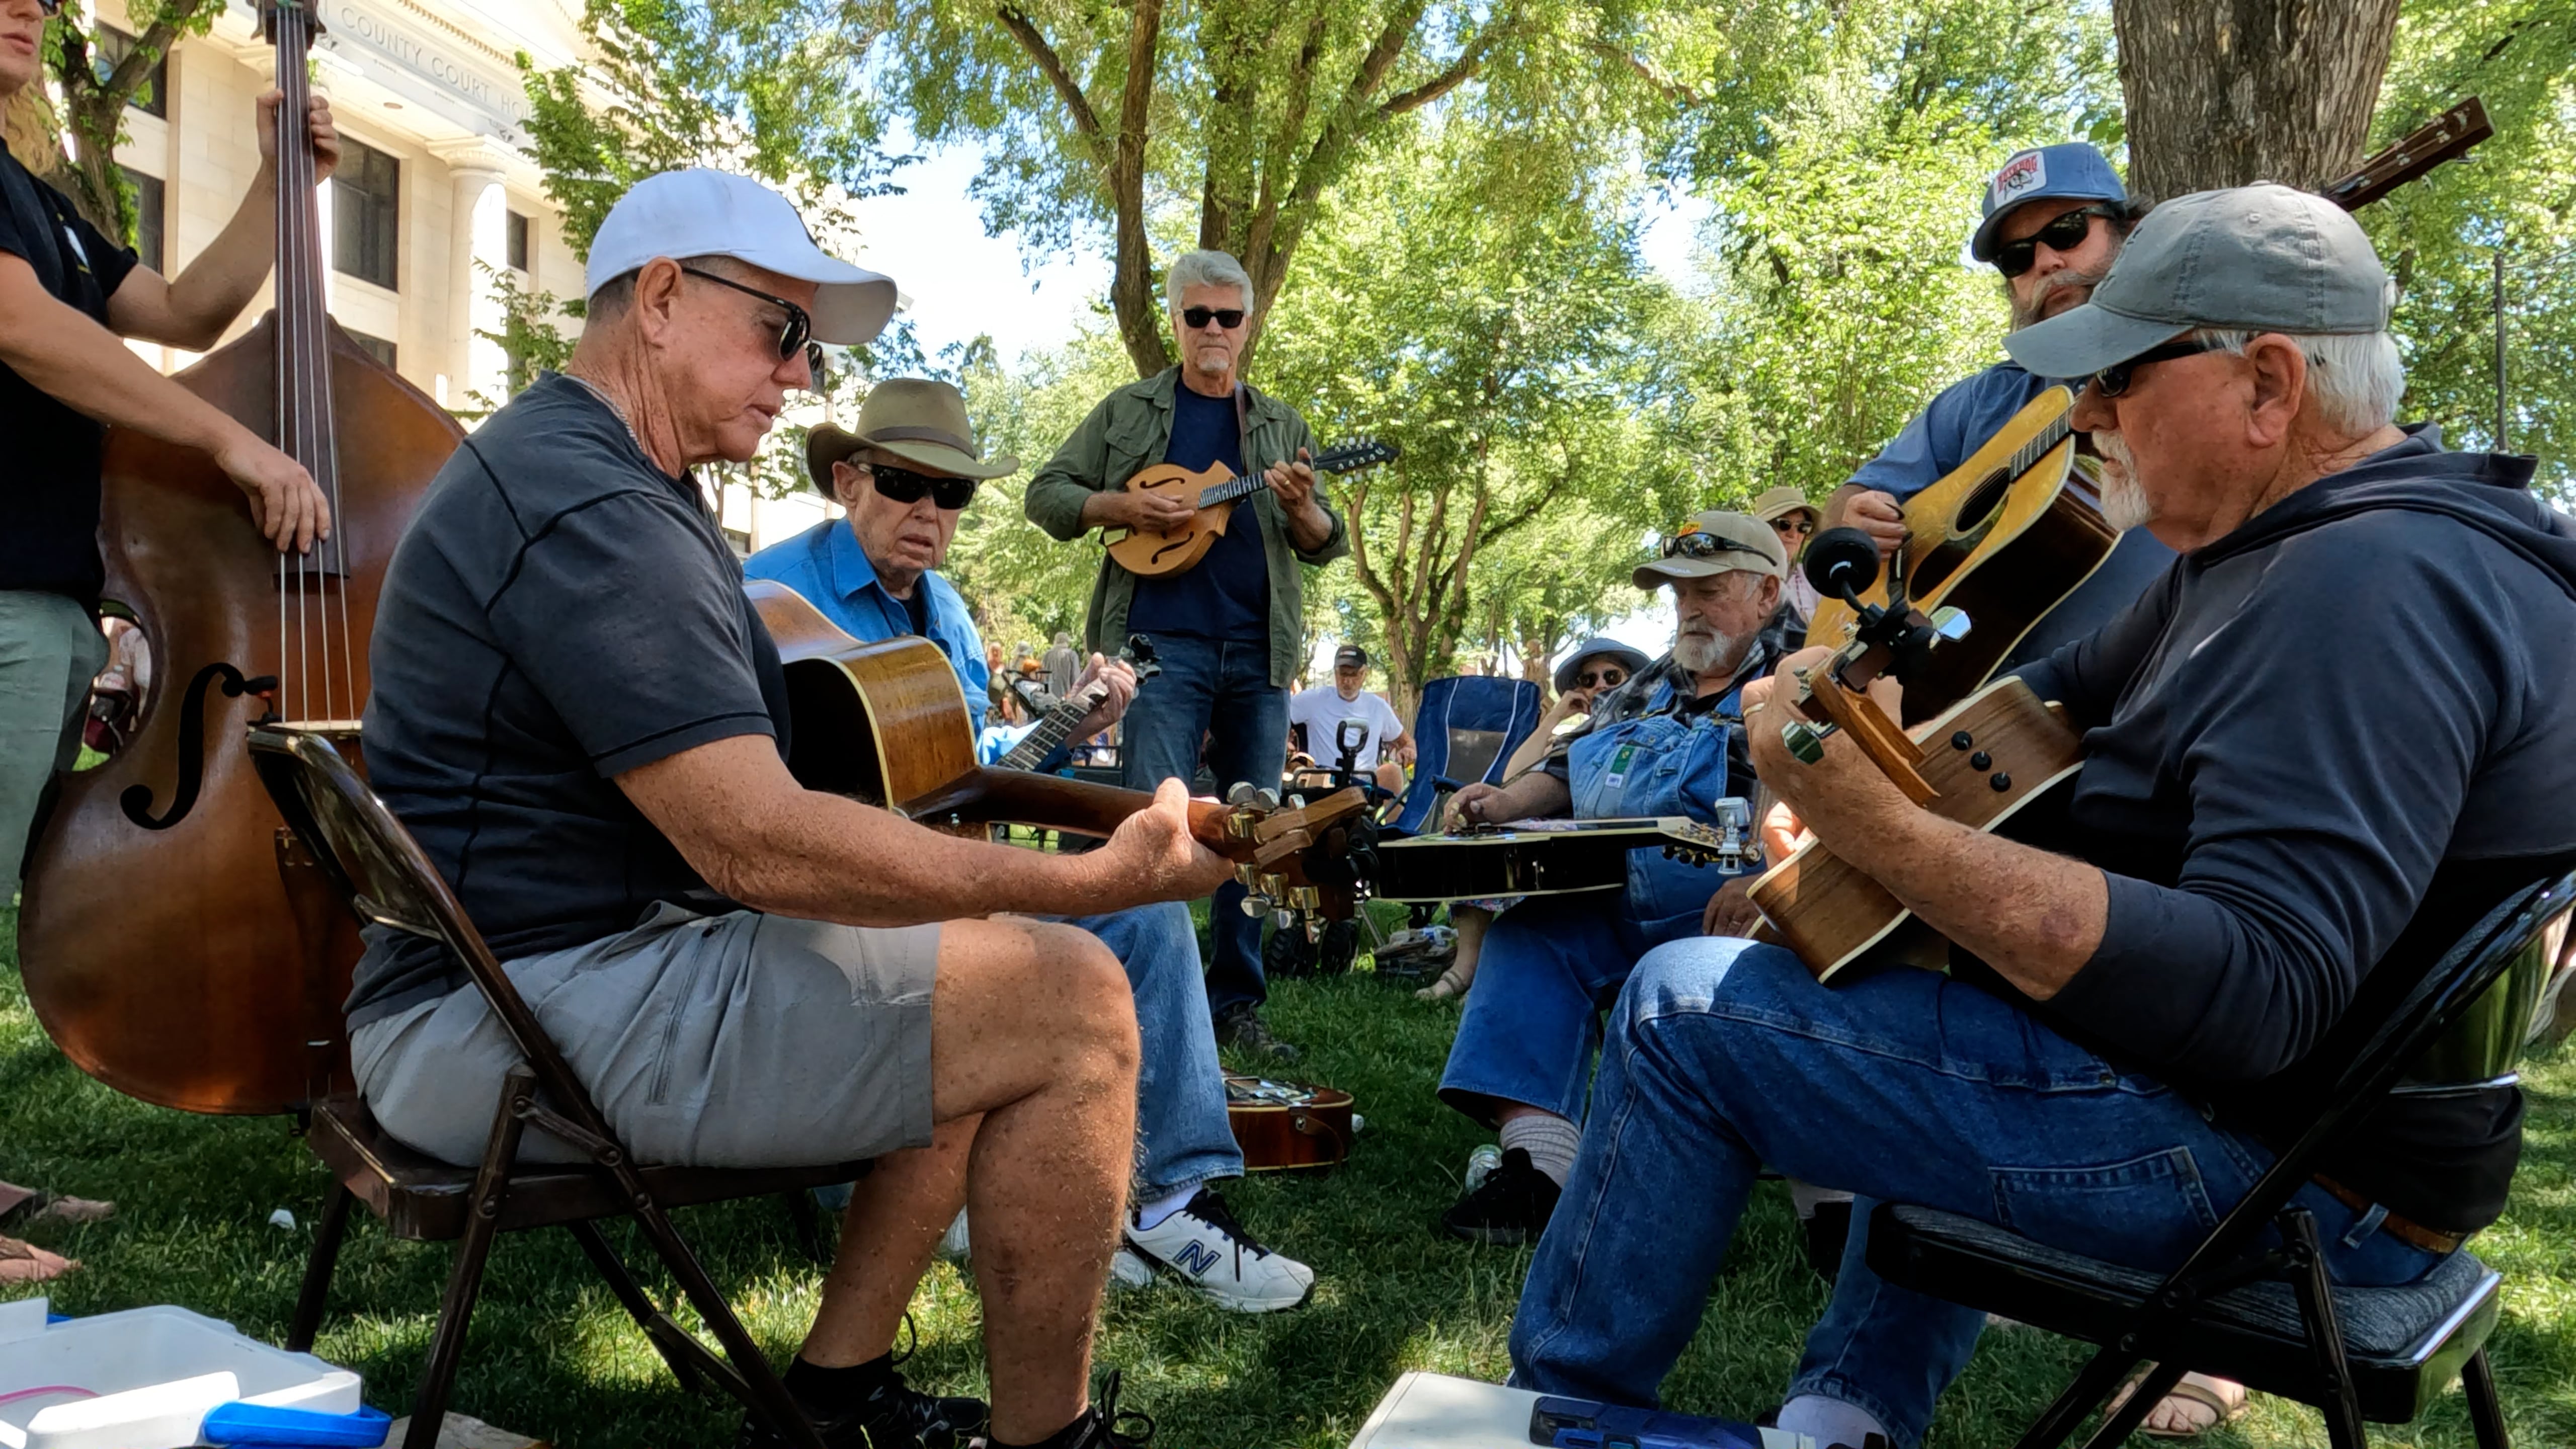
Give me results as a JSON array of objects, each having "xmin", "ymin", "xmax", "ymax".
[
  {"xmin": 1101, "ymin": 778, "xmax": 1234, "ymax": 905},
  {"xmin": 215, "ymin": 429, "xmax": 334, "ymax": 553}
]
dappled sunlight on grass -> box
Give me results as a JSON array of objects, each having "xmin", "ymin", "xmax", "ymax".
[{"xmin": 4, "ymin": 902, "xmax": 2571, "ymax": 1446}]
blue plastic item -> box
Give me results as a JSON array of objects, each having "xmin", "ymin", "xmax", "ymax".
[
  {"xmin": 1385, "ymin": 674, "xmax": 1544, "ymax": 837},
  {"xmin": 201, "ymin": 1402, "xmax": 392, "ymax": 1447}
]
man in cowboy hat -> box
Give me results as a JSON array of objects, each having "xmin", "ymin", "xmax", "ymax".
[{"xmin": 746, "ymin": 379, "xmax": 1319, "ymax": 1315}]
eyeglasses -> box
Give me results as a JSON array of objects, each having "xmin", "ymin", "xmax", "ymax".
[
  {"xmin": 1771, "ymin": 517, "xmax": 1814, "ymax": 538},
  {"xmin": 1573, "ymin": 668, "xmax": 1627, "ymax": 690},
  {"xmin": 1662, "ymin": 532, "xmax": 1772, "ymax": 563},
  {"xmin": 1994, "ymin": 204, "xmax": 2119, "ymax": 279},
  {"xmin": 1181, "ymin": 306, "xmax": 1246, "ymax": 331},
  {"xmin": 680, "ymin": 266, "xmax": 826, "ymax": 389},
  {"xmin": 2086, "ymin": 338, "xmax": 2223, "ymax": 399},
  {"xmin": 863, "ymin": 462, "xmax": 979, "ymax": 511}
]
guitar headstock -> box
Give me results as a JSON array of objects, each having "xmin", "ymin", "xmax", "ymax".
[
  {"xmin": 1204, "ymin": 785, "xmax": 1377, "ymax": 922},
  {"xmin": 1120, "ymin": 633, "xmax": 1163, "ymax": 682},
  {"xmin": 1314, "ymin": 438, "xmax": 1401, "ymax": 475}
]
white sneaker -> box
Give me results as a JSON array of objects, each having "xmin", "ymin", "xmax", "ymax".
[
  {"xmin": 1120, "ymin": 1187, "xmax": 1315, "ymax": 1312},
  {"xmin": 940, "ymin": 1212, "xmax": 1168, "ymax": 1292}
]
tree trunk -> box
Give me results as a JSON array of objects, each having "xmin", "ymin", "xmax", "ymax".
[{"xmin": 2113, "ymin": 0, "xmax": 2402, "ymax": 202}]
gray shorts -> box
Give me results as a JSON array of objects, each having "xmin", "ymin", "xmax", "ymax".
[{"xmin": 351, "ymin": 902, "xmax": 941, "ymax": 1169}]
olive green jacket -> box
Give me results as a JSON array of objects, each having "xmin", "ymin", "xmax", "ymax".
[{"xmin": 1023, "ymin": 367, "xmax": 1350, "ymax": 688}]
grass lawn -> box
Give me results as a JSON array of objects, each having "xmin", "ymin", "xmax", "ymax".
[{"xmin": 4, "ymin": 899, "xmax": 2573, "ymax": 1448}]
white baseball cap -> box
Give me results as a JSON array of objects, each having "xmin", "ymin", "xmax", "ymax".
[{"xmin": 585, "ymin": 169, "xmax": 899, "ymax": 345}]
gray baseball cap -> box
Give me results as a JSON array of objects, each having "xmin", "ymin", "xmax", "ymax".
[{"xmin": 2005, "ymin": 183, "xmax": 2392, "ymax": 382}]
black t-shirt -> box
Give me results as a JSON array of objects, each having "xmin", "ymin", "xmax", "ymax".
[
  {"xmin": 351, "ymin": 373, "xmax": 792, "ymax": 1027},
  {"xmin": 1, "ymin": 150, "xmax": 139, "ymax": 608},
  {"xmin": 1125, "ymin": 383, "xmax": 1269, "ymax": 641}
]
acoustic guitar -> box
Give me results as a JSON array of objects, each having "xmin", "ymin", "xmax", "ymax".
[
  {"xmin": 1104, "ymin": 438, "xmax": 1399, "ymax": 578},
  {"xmin": 1802, "ymin": 96, "xmax": 2498, "ymax": 725},
  {"xmin": 997, "ymin": 635, "xmax": 1159, "ymax": 772},
  {"xmin": 746, "ymin": 581, "xmax": 1373, "ymax": 915},
  {"xmin": 1225, "ymin": 1075, "xmax": 1356, "ymax": 1173}
]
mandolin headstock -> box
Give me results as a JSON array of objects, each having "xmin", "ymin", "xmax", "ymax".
[{"xmin": 1202, "ymin": 785, "xmax": 1377, "ymax": 924}]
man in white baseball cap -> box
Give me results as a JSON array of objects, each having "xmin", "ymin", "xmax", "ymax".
[{"xmin": 356, "ymin": 169, "xmax": 1221, "ymax": 1449}]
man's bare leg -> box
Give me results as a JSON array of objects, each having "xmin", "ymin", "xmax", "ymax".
[{"xmin": 797, "ymin": 916, "xmax": 1139, "ymax": 1443}]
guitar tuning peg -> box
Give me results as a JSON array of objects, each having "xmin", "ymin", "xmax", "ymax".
[
  {"xmin": 1240, "ymin": 893, "xmax": 1274, "ymax": 918},
  {"xmin": 1226, "ymin": 783, "xmax": 1263, "ymax": 807},
  {"xmin": 1782, "ymin": 720, "xmax": 1833, "ymax": 765},
  {"xmin": 1251, "ymin": 788, "xmax": 1280, "ymax": 811}
]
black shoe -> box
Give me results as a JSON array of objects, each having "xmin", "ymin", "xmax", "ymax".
[
  {"xmin": 1045, "ymin": 1368, "xmax": 1156, "ymax": 1448},
  {"xmin": 1439, "ymin": 1147, "xmax": 1561, "ymax": 1245},
  {"xmin": 1801, "ymin": 1197, "xmax": 1854, "ymax": 1280},
  {"xmin": 1214, "ymin": 1004, "xmax": 1301, "ymax": 1063},
  {"xmin": 737, "ymin": 1367, "xmax": 989, "ymax": 1449}
]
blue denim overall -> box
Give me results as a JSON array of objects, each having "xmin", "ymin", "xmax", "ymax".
[{"xmin": 1437, "ymin": 679, "xmax": 1752, "ymax": 1125}]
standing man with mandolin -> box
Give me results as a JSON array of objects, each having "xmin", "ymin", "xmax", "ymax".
[
  {"xmin": 1025, "ymin": 249, "xmax": 1349, "ymax": 1061},
  {"xmin": 1821, "ymin": 142, "xmax": 2173, "ymax": 666},
  {"xmin": 0, "ymin": 0, "xmax": 334, "ymax": 898},
  {"xmin": 747, "ymin": 379, "xmax": 1318, "ymax": 1313}
]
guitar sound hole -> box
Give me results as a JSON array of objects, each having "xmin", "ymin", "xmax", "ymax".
[{"xmin": 1953, "ymin": 469, "xmax": 2011, "ymax": 536}]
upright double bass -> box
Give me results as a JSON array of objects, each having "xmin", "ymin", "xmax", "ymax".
[{"xmin": 16, "ymin": 1, "xmax": 460, "ymax": 1115}]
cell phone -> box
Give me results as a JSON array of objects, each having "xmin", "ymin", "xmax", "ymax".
[{"xmin": 1528, "ymin": 1396, "xmax": 1769, "ymax": 1449}]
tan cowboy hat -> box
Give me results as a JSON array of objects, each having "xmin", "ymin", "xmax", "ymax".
[
  {"xmin": 804, "ymin": 377, "xmax": 1020, "ymax": 491},
  {"xmin": 1751, "ymin": 485, "xmax": 1820, "ymax": 528}
]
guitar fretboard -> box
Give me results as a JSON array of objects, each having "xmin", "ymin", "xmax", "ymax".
[
  {"xmin": 2007, "ymin": 413, "xmax": 2073, "ymax": 481},
  {"xmin": 1000, "ymin": 682, "xmax": 1107, "ymax": 771}
]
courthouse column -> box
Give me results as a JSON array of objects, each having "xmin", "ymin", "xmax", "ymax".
[{"xmin": 431, "ymin": 142, "xmax": 511, "ymax": 409}]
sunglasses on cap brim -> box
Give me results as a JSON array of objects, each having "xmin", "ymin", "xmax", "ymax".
[
  {"xmin": 860, "ymin": 462, "xmax": 979, "ymax": 510},
  {"xmin": 681, "ymin": 266, "xmax": 827, "ymax": 390},
  {"xmin": 1993, "ymin": 204, "xmax": 2120, "ymax": 279},
  {"xmin": 1661, "ymin": 532, "xmax": 1771, "ymax": 564}
]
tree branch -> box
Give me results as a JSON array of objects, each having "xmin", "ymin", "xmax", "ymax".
[
  {"xmin": 995, "ymin": 7, "xmax": 1107, "ymax": 149},
  {"xmin": 1585, "ymin": 40, "xmax": 1704, "ymax": 108},
  {"xmin": 1379, "ymin": 11, "xmax": 1509, "ymax": 119}
]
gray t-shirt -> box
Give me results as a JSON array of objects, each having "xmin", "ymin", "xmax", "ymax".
[{"xmin": 349, "ymin": 373, "xmax": 790, "ymax": 1028}]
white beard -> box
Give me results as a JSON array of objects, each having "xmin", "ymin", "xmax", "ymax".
[
  {"xmin": 1673, "ymin": 628, "xmax": 1742, "ymax": 677},
  {"xmin": 2093, "ymin": 431, "xmax": 2153, "ymax": 532}
]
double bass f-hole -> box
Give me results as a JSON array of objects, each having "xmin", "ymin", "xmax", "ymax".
[{"xmin": 118, "ymin": 662, "xmax": 279, "ymax": 831}]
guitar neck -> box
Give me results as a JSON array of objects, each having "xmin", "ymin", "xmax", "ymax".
[
  {"xmin": 903, "ymin": 768, "xmax": 1240, "ymax": 849},
  {"xmin": 1195, "ymin": 469, "xmax": 1276, "ymax": 510},
  {"xmin": 999, "ymin": 683, "xmax": 1106, "ymax": 770}
]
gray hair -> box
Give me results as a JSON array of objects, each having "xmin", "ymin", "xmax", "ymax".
[
  {"xmin": 2193, "ymin": 328, "xmax": 2405, "ymax": 438},
  {"xmin": 585, "ymin": 253, "xmax": 747, "ymax": 325},
  {"xmin": 1166, "ymin": 250, "xmax": 1253, "ymax": 314}
]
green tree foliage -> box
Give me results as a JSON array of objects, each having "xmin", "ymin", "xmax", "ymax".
[
  {"xmin": 7, "ymin": 1, "xmax": 218, "ymax": 240},
  {"xmin": 2365, "ymin": 0, "xmax": 2576, "ymax": 497}
]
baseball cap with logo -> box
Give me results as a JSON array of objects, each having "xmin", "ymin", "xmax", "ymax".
[
  {"xmin": 2004, "ymin": 183, "xmax": 2393, "ymax": 382},
  {"xmin": 586, "ymin": 169, "xmax": 900, "ymax": 345},
  {"xmin": 1969, "ymin": 142, "xmax": 2129, "ymax": 263},
  {"xmin": 1334, "ymin": 645, "xmax": 1369, "ymax": 669},
  {"xmin": 1634, "ymin": 511, "xmax": 1786, "ymax": 590}
]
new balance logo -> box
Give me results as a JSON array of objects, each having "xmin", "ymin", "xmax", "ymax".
[{"xmin": 1172, "ymin": 1241, "xmax": 1224, "ymax": 1277}]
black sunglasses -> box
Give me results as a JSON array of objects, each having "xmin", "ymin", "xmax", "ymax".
[
  {"xmin": 1181, "ymin": 306, "xmax": 1246, "ymax": 331},
  {"xmin": 1662, "ymin": 532, "xmax": 1771, "ymax": 563},
  {"xmin": 1994, "ymin": 204, "xmax": 2119, "ymax": 279},
  {"xmin": 681, "ymin": 267, "xmax": 826, "ymax": 389},
  {"xmin": 1573, "ymin": 668, "xmax": 1627, "ymax": 690},
  {"xmin": 2087, "ymin": 338, "xmax": 2223, "ymax": 399},
  {"xmin": 864, "ymin": 462, "xmax": 979, "ymax": 511}
]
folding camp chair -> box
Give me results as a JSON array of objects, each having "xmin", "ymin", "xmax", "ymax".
[
  {"xmin": 248, "ymin": 725, "xmax": 872, "ymax": 1449},
  {"xmin": 1868, "ymin": 870, "xmax": 2576, "ymax": 1449},
  {"xmin": 1384, "ymin": 675, "xmax": 1544, "ymax": 838}
]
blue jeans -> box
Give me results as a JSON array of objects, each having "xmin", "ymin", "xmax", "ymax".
[
  {"xmin": 1436, "ymin": 885, "xmax": 1711, "ymax": 1125},
  {"xmin": 1510, "ymin": 937, "xmax": 2441, "ymax": 1449},
  {"xmin": 1121, "ymin": 632, "xmax": 1287, "ymax": 1018},
  {"xmin": 1062, "ymin": 903, "xmax": 1244, "ymax": 1194}
]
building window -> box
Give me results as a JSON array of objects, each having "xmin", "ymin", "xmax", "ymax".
[
  {"xmin": 333, "ymin": 139, "xmax": 400, "ymax": 291},
  {"xmin": 723, "ymin": 525, "xmax": 753, "ymax": 557},
  {"xmin": 505, "ymin": 210, "xmax": 530, "ymax": 273},
  {"xmin": 128, "ymin": 170, "xmax": 165, "ymax": 272},
  {"xmin": 346, "ymin": 329, "xmax": 397, "ymax": 369},
  {"xmin": 93, "ymin": 27, "xmax": 168, "ymax": 118}
]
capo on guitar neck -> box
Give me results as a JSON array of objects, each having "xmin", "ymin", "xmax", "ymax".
[{"xmin": 1780, "ymin": 527, "xmax": 1972, "ymax": 798}]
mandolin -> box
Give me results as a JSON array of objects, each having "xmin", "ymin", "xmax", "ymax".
[
  {"xmin": 746, "ymin": 581, "xmax": 1374, "ymax": 917},
  {"xmin": 997, "ymin": 635, "xmax": 1158, "ymax": 772},
  {"xmin": 1104, "ymin": 438, "xmax": 1399, "ymax": 578}
]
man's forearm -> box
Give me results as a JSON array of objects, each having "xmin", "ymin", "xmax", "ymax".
[
  {"xmin": 1492, "ymin": 771, "xmax": 1572, "ymax": 823},
  {"xmin": 716, "ymin": 787, "xmax": 1143, "ymax": 926},
  {"xmin": 1832, "ymin": 800, "xmax": 2107, "ymax": 998},
  {"xmin": 0, "ymin": 275, "xmax": 258, "ymax": 457},
  {"xmin": 163, "ymin": 170, "xmax": 280, "ymax": 343},
  {"xmin": 1284, "ymin": 499, "xmax": 1333, "ymax": 551}
]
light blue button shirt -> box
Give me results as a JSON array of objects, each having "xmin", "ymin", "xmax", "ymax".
[{"xmin": 743, "ymin": 519, "xmax": 996, "ymax": 730}]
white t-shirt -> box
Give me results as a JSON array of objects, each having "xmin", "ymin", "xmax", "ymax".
[{"xmin": 1289, "ymin": 686, "xmax": 1406, "ymax": 770}]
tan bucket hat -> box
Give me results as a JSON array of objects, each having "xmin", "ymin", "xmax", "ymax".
[
  {"xmin": 804, "ymin": 377, "xmax": 1020, "ymax": 491},
  {"xmin": 1751, "ymin": 485, "xmax": 1820, "ymax": 528},
  {"xmin": 1633, "ymin": 510, "xmax": 1787, "ymax": 589}
]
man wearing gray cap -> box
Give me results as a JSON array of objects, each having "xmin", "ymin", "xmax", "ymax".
[
  {"xmin": 1822, "ymin": 141, "xmax": 2174, "ymax": 667},
  {"xmin": 1430, "ymin": 512, "xmax": 1788, "ymax": 1245},
  {"xmin": 1506, "ymin": 185, "xmax": 2576, "ymax": 1449},
  {"xmin": 356, "ymin": 170, "xmax": 1220, "ymax": 1449}
]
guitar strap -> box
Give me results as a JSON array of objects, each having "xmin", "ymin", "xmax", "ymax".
[{"xmin": 1234, "ymin": 382, "xmax": 1256, "ymax": 498}]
